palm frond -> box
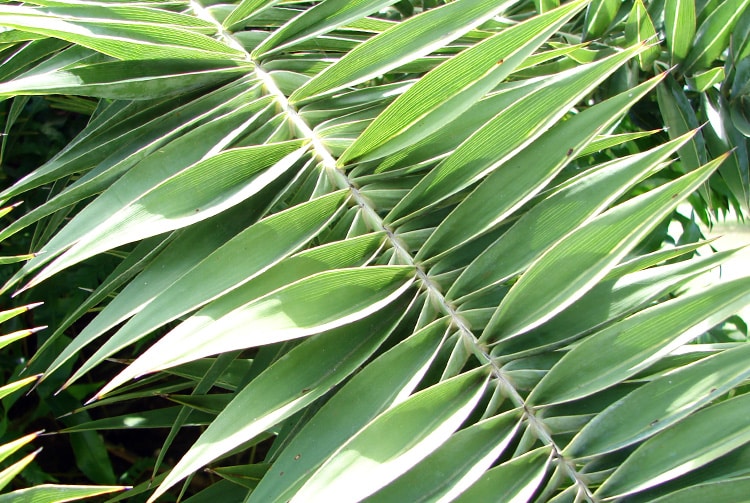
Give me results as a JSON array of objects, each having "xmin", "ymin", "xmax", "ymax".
[{"xmin": 1, "ymin": 0, "xmax": 749, "ymax": 501}]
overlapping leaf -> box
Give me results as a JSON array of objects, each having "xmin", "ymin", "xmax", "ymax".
[{"xmin": 1, "ymin": 1, "xmax": 748, "ymax": 502}]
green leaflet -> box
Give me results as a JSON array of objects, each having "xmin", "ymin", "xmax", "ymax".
[
  {"xmin": 566, "ymin": 342, "xmax": 750, "ymax": 459},
  {"xmin": 0, "ymin": 375, "xmax": 38, "ymax": 400},
  {"xmin": 167, "ymin": 357, "xmax": 254, "ymax": 392},
  {"xmin": 41, "ymin": 213, "xmax": 251, "ymax": 385},
  {"xmin": 289, "ymin": 0, "xmax": 516, "ymax": 103},
  {"xmin": 250, "ymin": 318, "xmax": 449, "ymax": 503},
  {"xmin": 21, "ymin": 137, "xmax": 305, "ymax": 291},
  {"xmin": 290, "ymin": 368, "xmax": 489, "ymax": 503},
  {"xmin": 452, "ymin": 447, "xmax": 551, "ymax": 503},
  {"xmin": 61, "ymin": 407, "xmax": 216, "ymax": 432},
  {"xmin": 682, "ymin": 0, "xmax": 750, "ymax": 74},
  {"xmin": 96, "ymin": 191, "xmax": 347, "ymax": 345},
  {"xmin": 582, "ymin": 0, "xmax": 620, "ymax": 40},
  {"xmin": 420, "ymin": 71, "xmax": 662, "ymax": 264},
  {"xmin": 0, "ymin": 76, "xmax": 260, "ymax": 201},
  {"xmin": 665, "ymin": 0, "xmax": 696, "ymax": 64},
  {"xmin": 387, "ymin": 44, "xmax": 644, "ymax": 228},
  {"xmin": 578, "ymin": 130, "xmax": 660, "ymax": 155},
  {"xmin": 164, "ymin": 394, "xmax": 234, "ymax": 415},
  {"xmin": 210, "ymin": 464, "xmax": 270, "ymax": 490},
  {"xmin": 98, "ymin": 266, "xmax": 415, "ymax": 397},
  {"xmin": 657, "ymin": 76, "xmax": 707, "ymax": 175},
  {"xmin": 0, "ymin": 328, "xmax": 38, "ymax": 352},
  {"xmin": 0, "ymin": 58, "xmax": 250, "ymax": 100},
  {"xmin": 24, "ymin": 4, "xmax": 218, "ymax": 32},
  {"xmin": 0, "ymin": 453, "xmax": 36, "ymax": 492},
  {"xmin": 178, "ymin": 480, "xmax": 248, "ymax": 502},
  {"xmin": 1, "ymin": 96, "xmax": 29, "ymax": 165},
  {"xmin": 0, "ymin": 433, "xmax": 37, "ymax": 466},
  {"xmin": 62, "ymin": 232, "xmax": 386, "ymax": 391},
  {"xmin": 596, "ymin": 393, "xmax": 750, "ymax": 498},
  {"xmin": 338, "ymin": 0, "xmax": 589, "ymax": 165},
  {"xmin": 0, "ymin": 302, "xmax": 40, "ymax": 327},
  {"xmin": 372, "ymin": 79, "xmax": 541, "ymax": 174},
  {"xmin": 536, "ymin": 0, "xmax": 561, "ymax": 12},
  {"xmin": 448, "ymin": 129, "xmax": 691, "ymax": 301},
  {"xmin": 0, "ymin": 88, "xmax": 269, "ymax": 272},
  {"xmin": 31, "ymin": 234, "xmax": 171, "ymax": 370},
  {"xmin": 650, "ymin": 476, "xmax": 750, "ymax": 503},
  {"xmin": 223, "ymin": 0, "xmax": 281, "ymax": 30},
  {"xmin": 704, "ymin": 88, "xmax": 750, "ymax": 213},
  {"xmin": 146, "ymin": 301, "xmax": 409, "ymax": 502},
  {"xmin": 0, "ymin": 38, "xmax": 70, "ymax": 83},
  {"xmin": 625, "ymin": 0, "xmax": 659, "ymax": 70},
  {"xmin": 528, "ymin": 274, "xmax": 750, "ymax": 406},
  {"xmin": 482, "ymin": 156, "xmax": 726, "ymax": 342},
  {"xmin": 0, "ymin": 4, "xmax": 245, "ymax": 60},
  {"xmin": 253, "ymin": 0, "xmax": 400, "ymax": 58},
  {"xmin": 0, "ymin": 484, "xmax": 128, "ymax": 503},
  {"xmin": 364, "ymin": 410, "xmax": 521, "ymax": 503},
  {"xmin": 493, "ymin": 247, "xmax": 744, "ymax": 358},
  {"xmin": 0, "ymin": 254, "xmax": 34, "ymax": 265},
  {"xmin": 3, "ymin": 94, "xmax": 273, "ymax": 292}
]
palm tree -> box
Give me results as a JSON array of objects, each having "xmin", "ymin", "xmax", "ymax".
[{"xmin": 1, "ymin": 0, "xmax": 749, "ymax": 501}]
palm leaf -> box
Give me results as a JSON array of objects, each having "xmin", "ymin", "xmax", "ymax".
[{"xmin": 1, "ymin": 1, "xmax": 749, "ymax": 502}]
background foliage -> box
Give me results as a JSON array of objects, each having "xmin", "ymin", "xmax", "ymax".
[{"xmin": 1, "ymin": 0, "xmax": 750, "ymax": 501}]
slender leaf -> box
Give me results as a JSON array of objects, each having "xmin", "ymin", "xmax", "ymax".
[
  {"xmin": 449, "ymin": 131, "xmax": 691, "ymax": 300},
  {"xmin": 249, "ymin": 318, "xmax": 449, "ymax": 503},
  {"xmin": 253, "ymin": 0, "xmax": 400, "ymax": 58},
  {"xmin": 23, "ymin": 140, "xmax": 309, "ymax": 291},
  {"xmin": 338, "ymin": 0, "xmax": 590, "ymax": 165},
  {"xmin": 657, "ymin": 75, "xmax": 707, "ymax": 175},
  {"xmin": 566, "ymin": 342, "xmax": 750, "ymax": 459},
  {"xmin": 650, "ymin": 476, "xmax": 750, "ymax": 503},
  {"xmin": 0, "ymin": 374, "xmax": 39, "ymax": 400},
  {"xmin": 364, "ymin": 410, "xmax": 521, "ymax": 503},
  {"xmin": 528, "ymin": 274, "xmax": 750, "ymax": 406},
  {"xmin": 61, "ymin": 407, "xmax": 217, "ymax": 432},
  {"xmin": 452, "ymin": 447, "xmax": 552, "ymax": 503},
  {"xmin": 682, "ymin": 0, "xmax": 750, "ymax": 74},
  {"xmin": 665, "ymin": 0, "xmax": 696, "ymax": 64},
  {"xmin": 583, "ymin": 0, "xmax": 620, "ymax": 40},
  {"xmin": 0, "ymin": 302, "xmax": 41, "ymax": 327},
  {"xmin": 0, "ymin": 450, "xmax": 39, "ymax": 492},
  {"xmin": 290, "ymin": 368, "xmax": 490, "ymax": 503},
  {"xmin": 0, "ymin": 5, "xmax": 245, "ymax": 60},
  {"xmin": 289, "ymin": 0, "xmax": 516, "ymax": 103},
  {"xmin": 0, "ymin": 59, "xmax": 250, "ymax": 100},
  {"xmin": 596, "ymin": 393, "xmax": 750, "ymax": 498},
  {"xmin": 62, "ymin": 232, "xmax": 386, "ymax": 389},
  {"xmin": 223, "ymin": 0, "xmax": 280, "ymax": 30},
  {"xmin": 0, "ymin": 484, "xmax": 128, "ymax": 503},
  {"xmin": 482, "ymin": 157, "xmax": 725, "ymax": 342},
  {"xmin": 388, "ymin": 45, "xmax": 645, "ymax": 229},
  {"xmin": 0, "ymin": 433, "xmax": 38, "ymax": 465},
  {"xmin": 98, "ymin": 266, "xmax": 414, "ymax": 397},
  {"xmin": 146, "ymin": 301, "xmax": 410, "ymax": 502},
  {"xmin": 625, "ymin": 0, "xmax": 659, "ymax": 70}
]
